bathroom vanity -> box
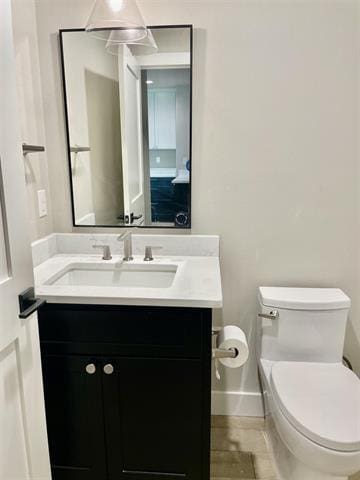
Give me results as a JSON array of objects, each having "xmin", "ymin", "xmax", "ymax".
[
  {"xmin": 33, "ymin": 234, "xmax": 222, "ymax": 480},
  {"xmin": 37, "ymin": 24, "xmax": 212, "ymax": 477}
]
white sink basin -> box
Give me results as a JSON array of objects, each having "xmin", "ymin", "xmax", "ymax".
[{"xmin": 45, "ymin": 263, "xmax": 177, "ymax": 289}]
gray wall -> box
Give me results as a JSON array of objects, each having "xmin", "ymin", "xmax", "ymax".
[
  {"xmin": 150, "ymin": 150, "xmax": 176, "ymax": 169},
  {"xmin": 62, "ymin": 31, "xmax": 123, "ymax": 225},
  {"xmin": 12, "ymin": 0, "xmax": 54, "ymax": 241},
  {"xmin": 85, "ymin": 70, "xmax": 124, "ymax": 225}
]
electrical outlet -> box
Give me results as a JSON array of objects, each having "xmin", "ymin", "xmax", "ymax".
[
  {"xmin": 37, "ymin": 190, "xmax": 47, "ymax": 218},
  {"xmin": 156, "ymin": 156, "xmax": 161, "ymax": 164}
]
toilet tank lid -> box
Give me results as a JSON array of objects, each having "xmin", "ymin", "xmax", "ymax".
[{"xmin": 258, "ymin": 287, "xmax": 350, "ymax": 310}]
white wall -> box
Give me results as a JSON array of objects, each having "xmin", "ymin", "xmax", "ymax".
[
  {"xmin": 33, "ymin": 0, "xmax": 360, "ymax": 412},
  {"xmin": 11, "ymin": 0, "xmax": 54, "ymax": 242},
  {"xmin": 146, "ymin": 68, "xmax": 190, "ymax": 171}
]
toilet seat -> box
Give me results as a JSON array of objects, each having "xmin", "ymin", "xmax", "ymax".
[{"xmin": 270, "ymin": 361, "xmax": 360, "ymax": 452}]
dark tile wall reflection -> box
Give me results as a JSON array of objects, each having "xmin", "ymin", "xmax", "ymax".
[{"xmin": 150, "ymin": 177, "xmax": 189, "ymax": 225}]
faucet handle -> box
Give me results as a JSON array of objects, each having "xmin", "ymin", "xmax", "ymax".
[
  {"xmin": 92, "ymin": 244, "xmax": 112, "ymax": 261},
  {"xmin": 144, "ymin": 246, "xmax": 163, "ymax": 262}
]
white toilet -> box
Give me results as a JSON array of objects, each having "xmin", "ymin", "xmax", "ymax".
[{"xmin": 257, "ymin": 287, "xmax": 360, "ymax": 480}]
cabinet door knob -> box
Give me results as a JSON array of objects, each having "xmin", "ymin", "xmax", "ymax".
[
  {"xmin": 103, "ymin": 364, "xmax": 114, "ymax": 375},
  {"xmin": 85, "ymin": 363, "xmax": 96, "ymax": 375}
]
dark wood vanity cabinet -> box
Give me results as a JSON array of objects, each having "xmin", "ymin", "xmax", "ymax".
[{"xmin": 38, "ymin": 304, "xmax": 212, "ymax": 480}]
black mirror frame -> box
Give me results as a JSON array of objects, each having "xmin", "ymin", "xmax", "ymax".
[{"xmin": 59, "ymin": 25, "xmax": 193, "ymax": 229}]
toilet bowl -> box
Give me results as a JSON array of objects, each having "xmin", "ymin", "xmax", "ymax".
[{"xmin": 257, "ymin": 287, "xmax": 360, "ymax": 480}]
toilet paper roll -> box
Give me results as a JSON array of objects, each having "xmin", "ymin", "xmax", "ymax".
[{"xmin": 216, "ymin": 325, "xmax": 249, "ymax": 368}]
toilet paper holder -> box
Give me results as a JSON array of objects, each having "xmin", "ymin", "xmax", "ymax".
[
  {"xmin": 212, "ymin": 326, "xmax": 222, "ymax": 335},
  {"xmin": 213, "ymin": 347, "xmax": 238, "ymax": 359},
  {"xmin": 212, "ymin": 327, "xmax": 239, "ymax": 359}
]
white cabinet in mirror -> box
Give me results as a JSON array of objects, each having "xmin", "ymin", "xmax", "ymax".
[{"xmin": 60, "ymin": 25, "xmax": 192, "ymax": 229}]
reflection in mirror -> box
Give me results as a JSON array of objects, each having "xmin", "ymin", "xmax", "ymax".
[{"xmin": 60, "ymin": 26, "xmax": 192, "ymax": 228}]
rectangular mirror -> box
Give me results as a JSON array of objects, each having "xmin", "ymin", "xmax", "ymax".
[{"xmin": 60, "ymin": 25, "xmax": 192, "ymax": 228}]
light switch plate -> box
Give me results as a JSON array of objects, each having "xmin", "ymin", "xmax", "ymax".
[{"xmin": 37, "ymin": 189, "xmax": 47, "ymax": 218}]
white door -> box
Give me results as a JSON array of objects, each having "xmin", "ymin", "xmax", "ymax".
[
  {"xmin": 154, "ymin": 89, "xmax": 177, "ymax": 150},
  {"xmin": 147, "ymin": 89, "xmax": 176, "ymax": 150},
  {"xmin": 0, "ymin": 1, "xmax": 51, "ymax": 479},
  {"xmin": 118, "ymin": 45, "xmax": 145, "ymax": 226},
  {"xmin": 147, "ymin": 90, "xmax": 156, "ymax": 150}
]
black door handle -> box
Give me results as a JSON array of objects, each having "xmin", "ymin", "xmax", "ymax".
[
  {"xmin": 19, "ymin": 287, "xmax": 46, "ymax": 319},
  {"xmin": 117, "ymin": 214, "xmax": 129, "ymax": 223},
  {"xmin": 130, "ymin": 212, "xmax": 143, "ymax": 224}
]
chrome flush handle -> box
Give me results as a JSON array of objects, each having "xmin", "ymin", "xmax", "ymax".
[{"xmin": 258, "ymin": 310, "xmax": 279, "ymax": 320}]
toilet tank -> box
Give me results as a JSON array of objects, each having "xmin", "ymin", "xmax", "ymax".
[{"xmin": 257, "ymin": 287, "xmax": 350, "ymax": 363}]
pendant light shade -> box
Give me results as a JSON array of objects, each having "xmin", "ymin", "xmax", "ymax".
[
  {"xmin": 106, "ymin": 28, "xmax": 158, "ymax": 55},
  {"xmin": 85, "ymin": 0, "xmax": 147, "ymax": 42}
]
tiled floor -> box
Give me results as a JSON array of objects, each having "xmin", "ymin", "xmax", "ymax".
[
  {"xmin": 211, "ymin": 415, "xmax": 360, "ymax": 480},
  {"xmin": 211, "ymin": 416, "xmax": 276, "ymax": 480}
]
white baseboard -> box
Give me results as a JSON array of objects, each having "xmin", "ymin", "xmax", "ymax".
[{"xmin": 211, "ymin": 390, "xmax": 264, "ymax": 417}]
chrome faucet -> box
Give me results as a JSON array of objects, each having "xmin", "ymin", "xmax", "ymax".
[
  {"xmin": 117, "ymin": 229, "xmax": 134, "ymax": 261},
  {"xmin": 92, "ymin": 244, "xmax": 112, "ymax": 261}
]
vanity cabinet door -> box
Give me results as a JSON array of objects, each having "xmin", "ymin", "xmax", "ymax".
[
  {"xmin": 41, "ymin": 355, "xmax": 107, "ymax": 480},
  {"xmin": 103, "ymin": 357, "xmax": 205, "ymax": 480}
]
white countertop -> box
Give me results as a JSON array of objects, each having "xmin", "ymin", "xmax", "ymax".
[
  {"xmin": 150, "ymin": 167, "xmax": 176, "ymax": 178},
  {"xmin": 34, "ymin": 254, "xmax": 223, "ymax": 308},
  {"xmin": 171, "ymin": 170, "xmax": 190, "ymax": 184}
]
